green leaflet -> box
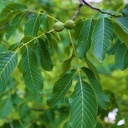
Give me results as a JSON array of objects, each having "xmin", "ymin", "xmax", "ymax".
[
  {"xmin": 47, "ymin": 70, "xmax": 75, "ymax": 107},
  {"xmin": 108, "ymin": 39, "xmax": 121, "ymax": 55},
  {"xmin": 114, "ymin": 20, "xmax": 128, "ymax": 47},
  {"xmin": 0, "ymin": 3, "xmax": 27, "ymax": 19},
  {"xmin": 69, "ymin": 81, "xmax": 98, "ymax": 128},
  {"xmin": 84, "ymin": 57, "xmax": 100, "ymax": 80},
  {"xmin": 0, "ymin": 3, "xmax": 27, "ymax": 29},
  {"xmin": 40, "ymin": 13, "xmax": 54, "ymax": 32},
  {"xmin": 61, "ymin": 55, "xmax": 74, "ymax": 76},
  {"xmin": 0, "ymin": 98, "xmax": 13, "ymax": 118},
  {"xmin": 21, "ymin": 46, "xmax": 43, "ymax": 94},
  {"xmin": 82, "ymin": 67, "xmax": 110, "ymax": 109},
  {"xmin": 116, "ymin": 17, "xmax": 128, "ymax": 33},
  {"xmin": 76, "ymin": 19, "xmax": 94, "ymax": 58},
  {"xmin": 74, "ymin": 19, "xmax": 84, "ymax": 40},
  {"xmin": 92, "ymin": 18, "xmax": 114, "ymax": 61},
  {"xmin": 115, "ymin": 43, "xmax": 128, "ymax": 70},
  {"xmin": 6, "ymin": 12, "xmax": 27, "ymax": 39},
  {"xmin": 35, "ymin": 38, "xmax": 53, "ymax": 71},
  {"xmin": 0, "ymin": 52, "xmax": 18, "ymax": 94},
  {"xmin": 123, "ymin": 3, "xmax": 128, "ymax": 16},
  {"xmin": 40, "ymin": 13, "xmax": 49, "ymax": 32},
  {"xmin": 8, "ymin": 42, "xmax": 22, "ymax": 51},
  {"xmin": 46, "ymin": 32, "xmax": 62, "ymax": 60},
  {"xmin": 24, "ymin": 14, "xmax": 40, "ymax": 36}
]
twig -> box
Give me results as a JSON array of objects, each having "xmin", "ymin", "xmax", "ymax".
[
  {"xmin": 71, "ymin": 0, "xmax": 84, "ymax": 20},
  {"xmin": 82, "ymin": 0, "xmax": 116, "ymax": 17},
  {"xmin": 72, "ymin": 0, "xmax": 120, "ymax": 20}
]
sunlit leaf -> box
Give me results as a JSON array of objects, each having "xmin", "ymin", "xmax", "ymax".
[
  {"xmin": 21, "ymin": 46, "xmax": 43, "ymax": 94},
  {"xmin": 47, "ymin": 70, "xmax": 75, "ymax": 107},
  {"xmin": 69, "ymin": 81, "xmax": 98, "ymax": 128},
  {"xmin": 92, "ymin": 18, "xmax": 114, "ymax": 61},
  {"xmin": 82, "ymin": 67, "xmax": 110, "ymax": 109},
  {"xmin": 24, "ymin": 14, "xmax": 40, "ymax": 36},
  {"xmin": 76, "ymin": 19, "xmax": 94, "ymax": 58},
  {"xmin": 0, "ymin": 52, "xmax": 18, "ymax": 94},
  {"xmin": 115, "ymin": 43, "xmax": 128, "ymax": 70}
]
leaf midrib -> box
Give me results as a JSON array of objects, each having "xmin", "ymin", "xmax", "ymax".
[
  {"xmin": 0, "ymin": 52, "xmax": 17, "ymax": 77},
  {"xmin": 26, "ymin": 47, "xmax": 38, "ymax": 92}
]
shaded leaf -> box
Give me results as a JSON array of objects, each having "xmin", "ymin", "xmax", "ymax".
[
  {"xmin": 0, "ymin": 52, "xmax": 18, "ymax": 94},
  {"xmin": 40, "ymin": 13, "xmax": 54, "ymax": 32},
  {"xmin": 114, "ymin": 21, "xmax": 128, "ymax": 47},
  {"xmin": 69, "ymin": 81, "xmax": 98, "ymax": 128},
  {"xmin": 0, "ymin": 3, "xmax": 27, "ymax": 29},
  {"xmin": 82, "ymin": 67, "xmax": 110, "ymax": 109},
  {"xmin": 47, "ymin": 70, "xmax": 75, "ymax": 107},
  {"xmin": 84, "ymin": 57, "xmax": 100, "ymax": 80},
  {"xmin": 36, "ymin": 38, "xmax": 53, "ymax": 71},
  {"xmin": 0, "ymin": 98, "xmax": 13, "ymax": 118},
  {"xmin": 24, "ymin": 14, "xmax": 40, "ymax": 36},
  {"xmin": 8, "ymin": 42, "xmax": 21, "ymax": 51},
  {"xmin": 116, "ymin": 17, "xmax": 128, "ymax": 33},
  {"xmin": 20, "ymin": 36, "xmax": 34, "ymax": 44},
  {"xmin": 107, "ymin": 39, "xmax": 121, "ymax": 55},
  {"xmin": 6, "ymin": 12, "xmax": 27, "ymax": 39},
  {"xmin": 46, "ymin": 32, "xmax": 61, "ymax": 59},
  {"xmin": 0, "ymin": 3, "xmax": 27, "ymax": 19},
  {"xmin": 76, "ymin": 19, "xmax": 94, "ymax": 58},
  {"xmin": 92, "ymin": 18, "xmax": 114, "ymax": 61},
  {"xmin": 61, "ymin": 55, "xmax": 74, "ymax": 75},
  {"xmin": 21, "ymin": 46, "xmax": 43, "ymax": 94},
  {"xmin": 74, "ymin": 19, "xmax": 84, "ymax": 40},
  {"xmin": 123, "ymin": 3, "xmax": 128, "ymax": 16},
  {"xmin": 115, "ymin": 43, "xmax": 128, "ymax": 70}
]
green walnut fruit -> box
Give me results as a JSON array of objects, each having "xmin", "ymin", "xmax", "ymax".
[
  {"xmin": 53, "ymin": 21, "xmax": 64, "ymax": 32},
  {"xmin": 64, "ymin": 20, "xmax": 75, "ymax": 29}
]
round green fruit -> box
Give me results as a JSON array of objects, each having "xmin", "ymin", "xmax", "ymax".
[
  {"xmin": 64, "ymin": 20, "xmax": 75, "ymax": 29},
  {"xmin": 53, "ymin": 21, "xmax": 64, "ymax": 32}
]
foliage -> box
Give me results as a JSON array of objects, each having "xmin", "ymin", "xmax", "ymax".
[{"xmin": 0, "ymin": 0, "xmax": 128, "ymax": 128}]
